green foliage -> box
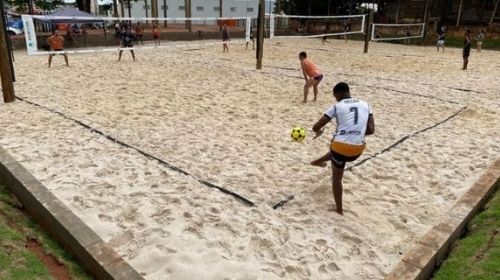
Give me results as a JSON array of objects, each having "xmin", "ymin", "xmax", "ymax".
[
  {"xmin": 0, "ymin": 184, "xmax": 91, "ymax": 280},
  {"xmin": 433, "ymin": 182, "xmax": 500, "ymax": 279},
  {"xmin": 6, "ymin": 0, "xmax": 65, "ymax": 13}
]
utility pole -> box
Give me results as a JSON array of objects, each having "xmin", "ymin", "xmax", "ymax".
[
  {"xmin": 256, "ymin": 0, "xmax": 265, "ymax": 69},
  {"xmin": 0, "ymin": 2, "xmax": 15, "ymax": 103}
]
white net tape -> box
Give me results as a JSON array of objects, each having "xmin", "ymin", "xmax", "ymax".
[
  {"xmin": 22, "ymin": 15, "xmax": 252, "ymax": 55},
  {"xmin": 268, "ymin": 14, "xmax": 366, "ymax": 39},
  {"xmin": 371, "ymin": 23, "xmax": 426, "ymax": 42}
]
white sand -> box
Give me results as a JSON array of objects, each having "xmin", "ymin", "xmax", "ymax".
[{"xmin": 0, "ymin": 39, "xmax": 499, "ymax": 279}]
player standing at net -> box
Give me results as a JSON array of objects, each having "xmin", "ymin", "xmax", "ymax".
[
  {"xmin": 47, "ymin": 30, "xmax": 69, "ymax": 68},
  {"xmin": 135, "ymin": 22, "xmax": 144, "ymax": 45},
  {"xmin": 221, "ymin": 24, "xmax": 230, "ymax": 53},
  {"xmin": 310, "ymin": 82, "xmax": 375, "ymax": 215},
  {"xmin": 118, "ymin": 27, "xmax": 136, "ymax": 62},
  {"xmin": 436, "ymin": 26, "xmax": 446, "ymax": 52},
  {"xmin": 152, "ymin": 22, "xmax": 161, "ymax": 45},
  {"xmin": 299, "ymin": 52, "xmax": 323, "ymax": 103},
  {"xmin": 476, "ymin": 30, "xmax": 484, "ymax": 53},
  {"xmin": 462, "ymin": 30, "xmax": 472, "ymax": 70}
]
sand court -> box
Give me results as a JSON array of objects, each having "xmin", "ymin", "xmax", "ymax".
[{"xmin": 0, "ymin": 38, "xmax": 499, "ymax": 279}]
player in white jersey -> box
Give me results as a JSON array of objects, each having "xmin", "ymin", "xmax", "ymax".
[{"xmin": 310, "ymin": 82, "xmax": 375, "ymax": 215}]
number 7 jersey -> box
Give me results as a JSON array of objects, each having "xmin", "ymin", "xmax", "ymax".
[{"xmin": 324, "ymin": 98, "xmax": 373, "ymax": 145}]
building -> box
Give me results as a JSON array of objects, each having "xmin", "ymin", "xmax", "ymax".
[{"xmin": 126, "ymin": 0, "xmax": 276, "ymax": 19}]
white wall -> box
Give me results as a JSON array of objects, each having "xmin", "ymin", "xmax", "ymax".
[{"xmin": 128, "ymin": 0, "xmax": 260, "ymax": 19}]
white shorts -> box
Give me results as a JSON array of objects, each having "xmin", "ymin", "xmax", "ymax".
[{"xmin": 437, "ymin": 40, "xmax": 445, "ymax": 46}]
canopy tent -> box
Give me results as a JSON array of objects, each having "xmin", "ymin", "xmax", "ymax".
[
  {"xmin": 32, "ymin": 8, "xmax": 107, "ymax": 40},
  {"xmin": 33, "ymin": 8, "xmax": 104, "ymax": 24}
]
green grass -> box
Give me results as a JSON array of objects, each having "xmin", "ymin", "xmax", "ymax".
[
  {"xmin": 440, "ymin": 36, "xmax": 500, "ymax": 51},
  {"xmin": 432, "ymin": 181, "xmax": 500, "ymax": 280},
  {"xmin": 0, "ymin": 184, "xmax": 91, "ymax": 280}
]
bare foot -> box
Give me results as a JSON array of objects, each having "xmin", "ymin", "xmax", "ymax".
[{"xmin": 310, "ymin": 160, "xmax": 327, "ymax": 167}]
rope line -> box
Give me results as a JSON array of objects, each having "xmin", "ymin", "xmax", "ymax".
[{"xmin": 15, "ymin": 96, "xmax": 255, "ymax": 207}]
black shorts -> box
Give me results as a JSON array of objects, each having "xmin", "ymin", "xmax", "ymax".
[
  {"xmin": 122, "ymin": 44, "xmax": 133, "ymax": 48},
  {"xmin": 313, "ymin": 75, "xmax": 323, "ymax": 82},
  {"xmin": 330, "ymin": 150, "xmax": 360, "ymax": 169},
  {"xmin": 463, "ymin": 48, "xmax": 471, "ymax": 58}
]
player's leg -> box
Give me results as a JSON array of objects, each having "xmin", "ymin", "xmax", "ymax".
[
  {"xmin": 311, "ymin": 151, "xmax": 330, "ymax": 167},
  {"xmin": 118, "ymin": 50, "xmax": 123, "ymax": 61},
  {"xmin": 312, "ymin": 77, "xmax": 322, "ymax": 101},
  {"xmin": 63, "ymin": 54, "xmax": 69, "ymax": 66},
  {"xmin": 252, "ymin": 38, "xmax": 255, "ymax": 50},
  {"xmin": 303, "ymin": 78, "xmax": 314, "ymax": 103},
  {"xmin": 130, "ymin": 50, "xmax": 135, "ymax": 62},
  {"xmin": 331, "ymin": 164, "xmax": 345, "ymax": 215},
  {"xmin": 48, "ymin": 54, "xmax": 53, "ymax": 67}
]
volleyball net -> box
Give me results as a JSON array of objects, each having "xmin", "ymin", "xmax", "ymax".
[
  {"xmin": 268, "ymin": 14, "xmax": 367, "ymax": 39},
  {"xmin": 22, "ymin": 14, "xmax": 253, "ymax": 55},
  {"xmin": 371, "ymin": 23, "xmax": 426, "ymax": 42}
]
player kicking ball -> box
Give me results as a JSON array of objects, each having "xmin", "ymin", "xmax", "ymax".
[{"xmin": 310, "ymin": 82, "xmax": 375, "ymax": 215}]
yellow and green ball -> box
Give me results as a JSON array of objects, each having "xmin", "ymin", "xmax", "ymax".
[{"xmin": 291, "ymin": 127, "xmax": 306, "ymax": 142}]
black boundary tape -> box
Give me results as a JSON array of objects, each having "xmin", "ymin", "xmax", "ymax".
[
  {"xmin": 15, "ymin": 96, "xmax": 255, "ymax": 207},
  {"xmin": 272, "ymin": 106, "xmax": 468, "ymax": 210}
]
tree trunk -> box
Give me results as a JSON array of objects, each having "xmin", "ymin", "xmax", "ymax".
[
  {"xmin": 163, "ymin": 0, "xmax": 167, "ymax": 27},
  {"xmin": 423, "ymin": 0, "xmax": 433, "ymax": 45},
  {"xmin": 145, "ymin": 0, "xmax": 149, "ymax": 24},
  {"xmin": 395, "ymin": 0, "xmax": 401, "ymax": 23},
  {"xmin": 120, "ymin": 0, "xmax": 125, "ymax": 17},
  {"xmin": 185, "ymin": 0, "xmax": 191, "ymax": 32},
  {"xmin": 127, "ymin": 0, "xmax": 131, "ymax": 17},
  {"xmin": 456, "ymin": 0, "xmax": 464, "ymax": 27},
  {"xmin": 151, "ymin": 0, "xmax": 158, "ymax": 17},
  {"xmin": 113, "ymin": 0, "xmax": 119, "ymax": 17},
  {"xmin": 219, "ymin": 0, "xmax": 223, "ymax": 18},
  {"xmin": 491, "ymin": 0, "xmax": 499, "ymax": 26}
]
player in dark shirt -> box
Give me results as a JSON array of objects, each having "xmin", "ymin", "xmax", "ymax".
[
  {"xmin": 118, "ymin": 27, "xmax": 136, "ymax": 62},
  {"xmin": 462, "ymin": 29, "xmax": 472, "ymax": 70}
]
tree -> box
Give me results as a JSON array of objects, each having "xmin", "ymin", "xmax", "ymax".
[
  {"xmin": 491, "ymin": 0, "xmax": 499, "ymax": 26},
  {"xmin": 75, "ymin": 0, "xmax": 91, "ymax": 12},
  {"xmin": 6, "ymin": 0, "xmax": 63, "ymax": 13}
]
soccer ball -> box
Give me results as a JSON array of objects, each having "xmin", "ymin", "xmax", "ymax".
[{"xmin": 291, "ymin": 127, "xmax": 306, "ymax": 142}]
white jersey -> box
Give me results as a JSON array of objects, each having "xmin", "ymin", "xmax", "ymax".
[{"xmin": 324, "ymin": 98, "xmax": 373, "ymax": 145}]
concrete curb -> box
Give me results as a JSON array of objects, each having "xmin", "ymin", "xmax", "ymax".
[
  {"xmin": 385, "ymin": 158, "xmax": 500, "ymax": 280},
  {"xmin": 0, "ymin": 147, "xmax": 143, "ymax": 280}
]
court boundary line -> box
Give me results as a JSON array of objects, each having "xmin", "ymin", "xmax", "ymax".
[
  {"xmin": 272, "ymin": 106, "xmax": 468, "ymax": 209},
  {"xmin": 15, "ymin": 96, "xmax": 256, "ymax": 207}
]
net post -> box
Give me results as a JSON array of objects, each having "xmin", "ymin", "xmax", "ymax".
[
  {"xmin": 245, "ymin": 17, "xmax": 251, "ymax": 42},
  {"xmin": 0, "ymin": 2, "xmax": 15, "ymax": 103},
  {"xmin": 364, "ymin": 10, "xmax": 374, "ymax": 53},
  {"xmin": 256, "ymin": 0, "xmax": 265, "ymax": 70},
  {"xmin": 269, "ymin": 14, "xmax": 274, "ymax": 39}
]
